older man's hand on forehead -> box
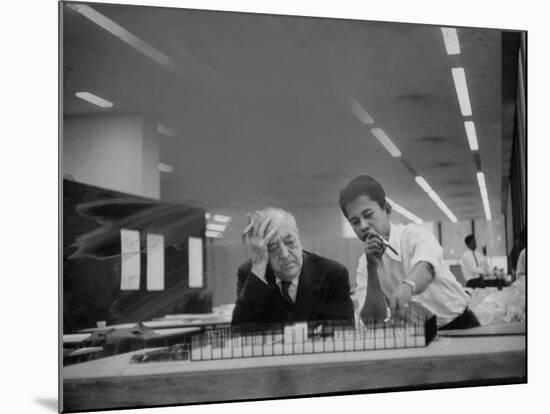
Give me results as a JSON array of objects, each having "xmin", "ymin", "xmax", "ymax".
[
  {"xmin": 242, "ymin": 211, "xmax": 278, "ymax": 281},
  {"xmin": 242, "ymin": 211, "xmax": 276, "ymax": 240}
]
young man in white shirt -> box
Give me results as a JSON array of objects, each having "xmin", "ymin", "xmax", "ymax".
[
  {"xmin": 339, "ymin": 175, "xmax": 480, "ymax": 330},
  {"xmin": 460, "ymin": 234, "xmax": 490, "ymax": 288}
]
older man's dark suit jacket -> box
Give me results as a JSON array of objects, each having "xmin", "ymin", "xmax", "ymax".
[{"xmin": 231, "ymin": 251, "xmax": 354, "ymax": 326}]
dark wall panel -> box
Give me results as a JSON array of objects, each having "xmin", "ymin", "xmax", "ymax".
[{"xmin": 63, "ymin": 179, "xmax": 209, "ymax": 332}]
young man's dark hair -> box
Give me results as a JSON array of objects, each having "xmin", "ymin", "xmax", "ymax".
[
  {"xmin": 338, "ymin": 174, "xmax": 387, "ymax": 217},
  {"xmin": 464, "ymin": 234, "xmax": 475, "ymax": 246}
]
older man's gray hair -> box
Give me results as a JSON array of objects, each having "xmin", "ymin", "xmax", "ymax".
[{"xmin": 259, "ymin": 207, "xmax": 298, "ymax": 232}]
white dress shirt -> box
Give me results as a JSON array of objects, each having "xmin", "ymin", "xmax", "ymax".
[
  {"xmin": 352, "ymin": 223, "xmax": 470, "ymax": 327},
  {"xmin": 460, "ymin": 249, "xmax": 490, "ymax": 282}
]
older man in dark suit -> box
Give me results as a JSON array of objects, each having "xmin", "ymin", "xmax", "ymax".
[{"xmin": 231, "ymin": 207, "xmax": 354, "ymax": 326}]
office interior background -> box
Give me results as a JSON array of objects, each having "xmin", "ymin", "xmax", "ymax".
[{"xmin": 62, "ymin": 3, "xmax": 525, "ymax": 331}]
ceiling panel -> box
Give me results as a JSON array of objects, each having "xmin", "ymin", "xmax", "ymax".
[{"xmin": 62, "ymin": 3, "xmax": 520, "ymax": 224}]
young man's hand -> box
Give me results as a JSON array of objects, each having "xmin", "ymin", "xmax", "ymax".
[
  {"xmin": 363, "ymin": 231, "xmax": 385, "ymax": 264},
  {"xmin": 389, "ymin": 283, "xmax": 413, "ymax": 320}
]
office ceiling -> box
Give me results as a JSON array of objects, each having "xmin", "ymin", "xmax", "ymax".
[{"xmin": 62, "ymin": 3, "xmax": 520, "ymax": 223}]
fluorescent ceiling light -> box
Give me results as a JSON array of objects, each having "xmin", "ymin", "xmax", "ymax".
[
  {"xmin": 427, "ymin": 190, "xmax": 458, "ymax": 223},
  {"xmin": 476, "ymin": 172, "xmax": 486, "ymax": 189},
  {"xmin": 351, "ymin": 99, "xmax": 374, "ymax": 125},
  {"xmin": 371, "ymin": 128, "xmax": 402, "ymax": 157},
  {"xmin": 205, "ymin": 230, "xmax": 223, "ymax": 239},
  {"xmin": 482, "ymin": 203, "xmax": 492, "ymax": 221},
  {"xmin": 415, "ymin": 176, "xmax": 432, "ymax": 193},
  {"xmin": 479, "ymin": 187, "xmax": 492, "ymax": 220},
  {"xmin": 67, "ymin": 4, "xmax": 185, "ymax": 75},
  {"xmin": 75, "ymin": 91, "xmax": 113, "ymax": 108},
  {"xmin": 158, "ymin": 163, "xmax": 173, "ymax": 173},
  {"xmin": 441, "ymin": 28, "xmax": 461, "ymax": 55},
  {"xmin": 204, "ymin": 212, "xmax": 212, "ymax": 220},
  {"xmin": 451, "ymin": 67, "xmax": 472, "ymax": 117},
  {"xmin": 476, "ymin": 172, "xmax": 492, "ymax": 220},
  {"xmin": 386, "ymin": 197, "xmax": 423, "ymax": 224},
  {"xmin": 416, "ymin": 176, "xmax": 457, "ymax": 223},
  {"xmin": 206, "ymin": 223, "xmax": 226, "ymax": 232},
  {"xmin": 464, "ymin": 121, "xmax": 479, "ymax": 151},
  {"xmin": 213, "ymin": 214, "xmax": 231, "ymax": 223},
  {"xmin": 157, "ymin": 124, "xmax": 178, "ymax": 137}
]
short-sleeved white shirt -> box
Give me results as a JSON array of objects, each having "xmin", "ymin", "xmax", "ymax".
[{"xmin": 352, "ymin": 223, "xmax": 470, "ymax": 327}]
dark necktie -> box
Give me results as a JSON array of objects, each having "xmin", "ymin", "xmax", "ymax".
[
  {"xmin": 473, "ymin": 251, "xmax": 479, "ymax": 267},
  {"xmin": 281, "ymin": 280, "xmax": 294, "ymax": 305},
  {"xmin": 360, "ymin": 259, "xmax": 387, "ymax": 325}
]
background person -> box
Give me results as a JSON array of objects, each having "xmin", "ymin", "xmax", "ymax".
[{"xmin": 460, "ymin": 235, "xmax": 490, "ymax": 288}]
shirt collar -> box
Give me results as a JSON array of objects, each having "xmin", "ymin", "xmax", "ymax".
[
  {"xmin": 385, "ymin": 222, "xmax": 402, "ymax": 262},
  {"xmin": 275, "ymin": 275, "xmax": 299, "ymax": 288},
  {"xmin": 273, "ymin": 253, "xmax": 304, "ymax": 287}
]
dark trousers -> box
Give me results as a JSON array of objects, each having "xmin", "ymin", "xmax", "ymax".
[
  {"xmin": 465, "ymin": 276, "xmax": 485, "ymax": 289},
  {"xmin": 439, "ymin": 307, "xmax": 480, "ymax": 330}
]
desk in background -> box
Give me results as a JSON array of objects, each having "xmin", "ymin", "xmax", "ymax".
[{"xmin": 63, "ymin": 313, "xmax": 232, "ymax": 365}]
